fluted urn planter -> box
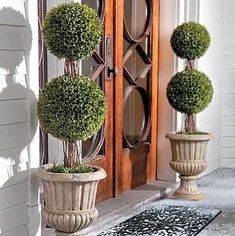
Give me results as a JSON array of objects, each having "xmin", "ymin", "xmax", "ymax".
[
  {"xmin": 166, "ymin": 132, "xmax": 212, "ymax": 200},
  {"xmin": 37, "ymin": 164, "xmax": 106, "ymax": 235}
]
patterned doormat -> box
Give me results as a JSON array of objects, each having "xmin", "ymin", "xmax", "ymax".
[{"xmin": 98, "ymin": 205, "xmax": 221, "ymax": 236}]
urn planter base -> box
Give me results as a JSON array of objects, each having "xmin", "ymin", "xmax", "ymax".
[
  {"xmin": 174, "ymin": 175, "xmax": 206, "ymax": 200},
  {"xmin": 166, "ymin": 132, "xmax": 212, "ymax": 201}
]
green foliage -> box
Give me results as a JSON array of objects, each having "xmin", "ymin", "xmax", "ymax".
[
  {"xmin": 170, "ymin": 21, "xmax": 210, "ymax": 60},
  {"xmin": 49, "ymin": 163, "xmax": 94, "ymax": 173},
  {"xmin": 37, "ymin": 75, "xmax": 106, "ymax": 141},
  {"xmin": 167, "ymin": 69, "xmax": 213, "ymax": 114},
  {"xmin": 42, "ymin": 2, "xmax": 102, "ymax": 61}
]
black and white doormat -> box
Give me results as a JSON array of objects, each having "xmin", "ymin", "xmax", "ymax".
[{"xmin": 98, "ymin": 205, "xmax": 221, "ymax": 236}]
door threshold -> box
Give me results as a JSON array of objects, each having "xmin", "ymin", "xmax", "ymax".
[{"xmin": 42, "ymin": 180, "xmax": 176, "ymax": 236}]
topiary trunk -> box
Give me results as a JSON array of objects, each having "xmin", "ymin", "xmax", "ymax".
[
  {"xmin": 63, "ymin": 141, "xmax": 79, "ymax": 167},
  {"xmin": 184, "ymin": 60, "xmax": 196, "ymax": 133},
  {"xmin": 64, "ymin": 58, "xmax": 79, "ymax": 76},
  {"xmin": 184, "ymin": 114, "xmax": 196, "ymax": 133},
  {"xmin": 63, "ymin": 58, "xmax": 81, "ymax": 168}
]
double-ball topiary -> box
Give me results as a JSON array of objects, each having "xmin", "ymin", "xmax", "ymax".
[
  {"xmin": 167, "ymin": 69, "xmax": 213, "ymax": 115},
  {"xmin": 42, "ymin": 2, "xmax": 103, "ymax": 61},
  {"xmin": 170, "ymin": 21, "xmax": 210, "ymax": 60},
  {"xmin": 37, "ymin": 75, "xmax": 106, "ymax": 142},
  {"xmin": 167, "ymin": 22, "xmax": 213, "ymax": 132}
]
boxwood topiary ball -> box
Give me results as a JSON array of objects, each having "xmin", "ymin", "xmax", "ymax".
[
  {"xmin": 167, "ymin": 69, "xmax": 213, "ymax": 114},
  {"xmin": 37, "ymin": 75, "xmax": 106, "ymax": 141},
  {"xmin": 170, "ymin": 21, "xmax": 210, "ymax": 60},
  {"xmin": 42, "ymin": 2, "xmax": 102, "ymax": 61}
]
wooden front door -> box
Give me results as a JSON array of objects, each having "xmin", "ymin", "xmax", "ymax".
[
  {"xmin": 87, "ymin": 0, "xmax": 159, "ymax": 200},
  {"xmin": 40, "ymin": 0, "xmax": 159, "ymax": 202},
  {"xmin": 114, "ymin": 0, "xmax": 159, "ymax": 195}
]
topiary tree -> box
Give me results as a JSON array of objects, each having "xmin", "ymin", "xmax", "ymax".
[
  {"xmin": 167, "ymin": 70, "xmax": 213, "ymax": 132},
  {"xmin": 37, "ymin": 75, "xmax": 106, "ymax": 167},
  {"xmin": 170, "ymin": 21, "xmax": 210, "ymax": 68},
  {"xmin": 38, "ymin": 2, "xmax": 104, "ymax": 169},
  {"xmin": 167, "ymin": 22, "xmax": 213, "ymax": 133},
  {"xmin": 42, "ymin": 2, "xmax": 102, "ymax": 75}
]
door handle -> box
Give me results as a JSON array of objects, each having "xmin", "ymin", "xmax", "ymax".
[
  {"xmin": 108, "ymin": 66, "xmax": 118, "ymax": 78},
  {"xmin": 106, "ymin": 35, "xmax": 118, "ymax": 80}
]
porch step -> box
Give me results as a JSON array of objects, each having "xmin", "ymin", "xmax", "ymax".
[{"xmin": 42, "ymin": 180, "xmax": 176, "ymax": 236}]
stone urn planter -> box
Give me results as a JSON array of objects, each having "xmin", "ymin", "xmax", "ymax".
[
  {"xmin": 166, "ymin": 132, "xmax": 212, "ymax": 200},
  {"xmin": 37, "ymin": 164, "xmax": 106, "ymax": 235},
  {"xmin": 37, "ymin": 2, "xmax": 106, "ymax": 234},
  {"xmin": 166, "ymin": 22, "xmax": 213, "ymax": 200}
]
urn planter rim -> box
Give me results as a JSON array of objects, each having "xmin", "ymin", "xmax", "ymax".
[
  {"xmin": 37, "ymin": 164, "xmax": 107, "ymax": 182},
  {"xmin": 166, "ymin": 131, "xmax": 213, "ymax": 141}
]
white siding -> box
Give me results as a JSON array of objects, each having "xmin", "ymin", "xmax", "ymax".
[
  {"xmin": 199, "ymin": 0, "xmax": 235, "ymax": 169},
  {"xmin": 221, "ymin": 1, "xmax": 235, "ymax": 167},
  {"xmin": 0, "ymin": 0, "xmax": 40, "ymax": 235},
  {"xmin": 198, "ymin": 0, "xmax": 223, "ymax": 173}
]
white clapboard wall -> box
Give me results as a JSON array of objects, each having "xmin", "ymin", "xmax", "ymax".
[
  {"xmin": 0, "ymin": 0, "xmax": 40, "ymax": 236},
  {"xmin": 220, "ymin": 0, "xmax": 235, "ymax": 167},
  {"xmin": 198, "ymin": 0, "xmax": 235, "ymax": 170},
  {"xmin": 197, "ymin": 0, "xmax": 223, "ymax": 173}
]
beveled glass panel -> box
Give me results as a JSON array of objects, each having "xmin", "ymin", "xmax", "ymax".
[
  {"xmin": 82, "ymin": 127, "xmax": 104, "ymax": 159},
  {"xmin": 81, "ymin": 57, "xmax": 98, "ymax": 77},
  {"xmin": 140, "ymin": 37, "xmax": 149, "ymax": 55},
  {"xmin": 123, "ymin": 38, "xmax": 130, "ymax": 54},
  {"xmin": 81, "ymin": 0, "xmax": 103, "ymax": 17},
  {"xmin": 123, "ymin": 76, "xmax": 130, "ymax": 91},
  {"xmin": 136, "ymin": 77, "xmax": 147, "ymax": 90},
  {"xmin": 95, "ymin": 72, "xmax": 104, "ymax": 90},
  {"xmin": 123, "ymin": 88, "xmax": 145, "ymax": 146},
  {"xmin": 124, "ymin": 50, "xmax": 145, "ymax": 80},
  {"xmin": 124, "ymin": 0, "xmax": 148, "ymax": 40}
]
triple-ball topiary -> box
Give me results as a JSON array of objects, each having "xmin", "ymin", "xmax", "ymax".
[
  {"xmin": 42, "ymin": 2, "xmax": 103, "ymax": 61},
  {"xmin": 170, "ymin": 21, "xmax": 210, "ymax": 60},
  {"xmin": 167, "ymin": 69, "xmax": 213, "ymax": 115},
  {"xmin": 37, "ymin": 75, "xmax": 106, "ymax": 142}
]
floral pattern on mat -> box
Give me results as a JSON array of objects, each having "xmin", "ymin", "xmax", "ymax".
[{"xmin": 98, "ymin": 205, "xmax": 221, "ymax": 236}]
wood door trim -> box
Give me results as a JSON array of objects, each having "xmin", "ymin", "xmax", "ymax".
[
  {"xmin": 100, "ymin": 0, "xmax": 114, "ymax": 201},
  {"xmin": 114, "ymin": 0, "xmax": 124, "ymax": 196},
  {"xmin": 148, "ymin": 0, "xmax": 160, "ymax": 181}
]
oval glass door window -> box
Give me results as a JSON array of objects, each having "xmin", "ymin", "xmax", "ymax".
[
  {"xmin": 123, "ymin": 86, "xmax": 150, "ymax": 148},
  {"xmin": 124, "ymin": 0, "xmax": 151, "ymax": 42}
]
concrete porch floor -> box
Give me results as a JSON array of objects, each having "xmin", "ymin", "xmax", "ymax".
[{"xmin": 42, "ymin": 168, "xmax": 235, "ymax": 236}]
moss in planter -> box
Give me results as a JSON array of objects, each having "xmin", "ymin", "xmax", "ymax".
[
  {"xmin": 42, "ymin": 2, "xmax": 102, "ymax": 61},
  {"xmin": 37, "ymin": 75, "xmax": 106, "ymax": 141},
  {"xmin": 167, "ymin": 69, "xmax": 213, "ymax": 114},
  {"xmin": 49, "ymin": 163, "xmax": 94, "ymax": 173},
  {"xmin": 176, "ymin": 131, "xmax": 208, "ymax": 135},
  {"xmin": 170, "ymin": 21, "xmax": 210, "ymax": 60}
]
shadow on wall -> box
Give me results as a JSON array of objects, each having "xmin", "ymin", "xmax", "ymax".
[{"xmin": 0, "ymin": 7, "xmax": 39, "ymax": 236}]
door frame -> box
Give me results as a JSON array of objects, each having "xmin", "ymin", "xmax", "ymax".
[{"xmin": 114, "ymin": 0, "xmax": 160, "ymax": 196}]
